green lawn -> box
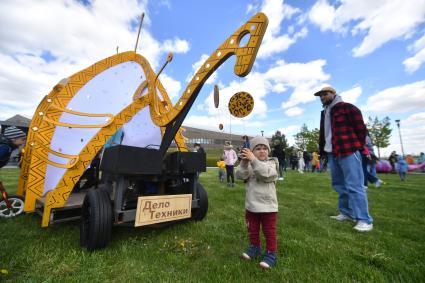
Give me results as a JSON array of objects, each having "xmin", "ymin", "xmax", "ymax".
[{"xmin": 1, "ymin": 168, "xmax": 424, "ymax": 282}]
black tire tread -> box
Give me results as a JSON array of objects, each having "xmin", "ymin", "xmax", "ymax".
[
  {"xmin": 192, "ymin": 183, "xmax": 208, "ymax": 221},
  {"xmin": 80, "ymin": 188, "xmax": 112, "ymax": 251}
]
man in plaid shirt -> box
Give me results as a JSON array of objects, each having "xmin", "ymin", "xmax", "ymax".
[{"xmin": 315, "ymin": 86, "xmax": 373, "ymax": 232}]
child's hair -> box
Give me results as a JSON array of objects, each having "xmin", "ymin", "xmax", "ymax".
[{"xmin": 219, "ymin": 157, "xmax": 224, "ymax": 161}]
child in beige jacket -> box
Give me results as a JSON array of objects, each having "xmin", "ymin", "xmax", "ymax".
[{"xmin": 236, "ymin": 136, "xmax": 279, "ymax": 269}]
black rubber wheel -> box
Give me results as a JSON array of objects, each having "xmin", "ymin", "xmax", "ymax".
[
  {"xmin": 80, "ymin": 188, "xmax": 112, "ymax": 251},
  {"xmin": 191, "ymin": 183, "xmax": 208, "ymax": 221},
  {"xmin": 0, "ymin": 195, "xmax": 24, "ymax": 218}
]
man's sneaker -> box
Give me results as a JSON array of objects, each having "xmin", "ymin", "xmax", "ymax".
[
  {"xmin": 241, "ymin": 245, "xmax": 262, "ymax": 260},
  {"xmin": 330, "ymin": 214, "xmax": 353, "ymax": 222},
  {"xmin": 353, "ymin": 221, "xmax": 373, "ymax": 232},
  {"xmin": 259, "ymin": 252, "xmax": 277, "ymax": 269},
  {"xmin": 278, "ymin": 177, "xmax": 284, "ymax": 180},
  {"xmin": 374, "ymin": 179, "xmax": 383, "ymax": 188}
]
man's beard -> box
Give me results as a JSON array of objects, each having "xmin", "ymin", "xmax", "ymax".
[{"xmin": 322, "ymin": 96, "xmax": 335, "ymax": 106}]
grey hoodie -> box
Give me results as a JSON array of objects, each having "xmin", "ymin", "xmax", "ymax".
[{"xmin": 323, "ymin": 95, "xmax": 343, "ymax": 153}]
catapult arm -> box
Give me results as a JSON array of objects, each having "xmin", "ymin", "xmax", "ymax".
[{"xmin": 154, "ymin": 12, "xmax": 269, "ymax": 155}]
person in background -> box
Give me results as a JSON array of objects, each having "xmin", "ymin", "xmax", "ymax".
[
  {"xmin": 290, "ymin": 151, "xmax": 298, "ymax": 170},
  {"xmin": 297, "ymin": 149, "xmax": 305, "ymax": 174},
  {"xmin": 0, "ymin": 126, "xmax": 26, "ymax": 169},
  {"xmin": 272, "ymin": 139, "xmax": 285, "ymax": 181},
  {"xmin": 389, "ymin": 151, "xmax": 397, "ymax": 172},
  {"xmin": 419, "ymin": 152, "xmax": 425, "ymax": 173},
  {"xmin": 361, "ymin": 130, "xmax": 383, "ymax": 188},
  {"xmin": 271, "ymin": 131, "xmax": 287, "ymax": 172},
  {"xmin": 223, "ymin": 141, "xmax": 238, "ymax": 188},
  {"xmin": 396, "ymin": 155, "xmax": 408, "ymax": 181},
  {"xmin": 216, "ymin": 157, "xmax": 226, "ymax": 183},
  {"xmin": 405, "ymin": 155, "xmax": 414, "ymax": 165},
  {"xmin": 236, "ymin": 136, "xmax": 279, "ymax": 269},
  {"xmin": 194, "ymin": 142, "xmax": 205, "ymax": 154},
  {"xmin": 311, "ymin": 151, "xmax": 320, "ymax": 173},
  {"xmin": 315, "ymin": 86, "xmax": 373, "ymax": 232},
  {"xmin": 303, "ymin": 151, "xmax": 311, "ymax": 172},
  {"xmin": 0, "ymin": 127, "xmax": 26, "ymax": 196},
  {"xmin": 319, "ymin": 154, "xmax": 328, "ymax": 172}
]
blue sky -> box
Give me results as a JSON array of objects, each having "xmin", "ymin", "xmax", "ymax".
[{"xmin": 1, "ymin": 0, "xmax": 425, "ymax": 156}]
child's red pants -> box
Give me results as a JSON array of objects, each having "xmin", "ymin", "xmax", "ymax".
[{"xmin": 245, "ymin": 210, "xmax": 278, "ymax": 253}]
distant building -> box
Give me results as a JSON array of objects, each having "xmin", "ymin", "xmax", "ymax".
[{"xmin": 179, "ymin": 126, "xmax": 251, "ymax": 149}]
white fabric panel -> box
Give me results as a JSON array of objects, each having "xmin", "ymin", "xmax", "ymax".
[
  {"xmin": 44, "ymin": 61, "xmax": 146, "ymax": 195},
  {"xmin": 121, "ymin": 107, "xmax": 162, "ymax": 149}
]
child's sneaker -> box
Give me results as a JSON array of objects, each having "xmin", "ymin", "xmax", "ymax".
[
  {"xmin": 259, "ymin": 252, "xmax": 277, "ymax": 269},
  {"xmin": 241, "ymin": 245, "xmax": 262, "ymax": 260}
]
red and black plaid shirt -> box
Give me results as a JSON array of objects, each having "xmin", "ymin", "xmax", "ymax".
[{"xmin": 319, "ymin": 102, "xmax": 366, "ymax": 157}]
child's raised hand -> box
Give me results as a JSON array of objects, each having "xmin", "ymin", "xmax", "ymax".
[{"xmin": 240, "ymin": 148, "xmax": 255, "ymax": 161}]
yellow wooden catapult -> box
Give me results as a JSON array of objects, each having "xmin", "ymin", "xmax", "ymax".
[{"xmin": 16, "ymin": 12, "xmax": 268, "ymax": 228}]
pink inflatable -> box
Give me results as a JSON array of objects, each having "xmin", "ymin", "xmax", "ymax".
[{"xmin": 376, "ymin": 160, "xmax": 425, "ymax": 173}]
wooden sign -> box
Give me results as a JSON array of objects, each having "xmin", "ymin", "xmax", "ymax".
[{"xmin": 135, "ymin": 194, "xmax": 192, "ymax": 227}]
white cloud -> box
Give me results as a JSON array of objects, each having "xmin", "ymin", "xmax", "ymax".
[
  {"xmin": 381, "ymin": 112, "xmax": 425, "ymax": 156},
  {"xmin": 308, "ymin": 0, "xmax": 336, "ymax": 32},
  {"xmin": 340, "ymin": 86, "xmax": 362, "ymax": 104},
  {"xmin": 160, "ymin": 73, "xmax": 182, "ymax": 100},
  {"xmin": 404, "ymin": 112, "xmax": 425, "ymax": 125},
  {"xmin": 285, "ymin": 107, "xmax": 304, "ymax": 117},
  {"xmin": 0, "ymin": 0, "xmax": 190, "ymax": 120},
  {"xmin": 246, "ymin": 3, "xmax": 259, "ymax": 14},
  {"xmin": 363, "ymin": 80, "xmax": 425, "ymax": 113},
  {"xmin": 161, "ymin": 38, "xmax": 190, "ymax": 54},
  {"xmin": 258, "ymin": 0, "xmax": 305, "ymax": 58},
  {"xmin": 308, "ymin": 0, "xmax": 425, "ymax": 57},
  {"xmin": 272, "ymin": 60, "xmax": 330, "ymax": 108},
  {"xmin": 185, "ymin": 54, "xmax": 217, "ymax": 85},
  {"xmin": 403, "ymin": 33, "xmax": 425, "ymax": 73}
]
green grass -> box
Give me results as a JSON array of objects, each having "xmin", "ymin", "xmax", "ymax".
[{"xmin": 1, "ymin": 168, "xmax": 424, "ymax": 282}]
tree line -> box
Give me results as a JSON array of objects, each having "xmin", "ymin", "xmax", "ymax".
[{"xmin": 273, "ymin": 116, "xmax": 392, "ymax": 158}]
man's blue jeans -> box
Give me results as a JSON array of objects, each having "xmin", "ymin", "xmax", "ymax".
[{"xmin": 328, "ymin": 152, "xmax": 373, "ymax": 224}]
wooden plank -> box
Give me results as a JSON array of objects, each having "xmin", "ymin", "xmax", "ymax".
[{"xmin": 37, "ymin": 192, "xmax": 86, "ymax": 210}]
